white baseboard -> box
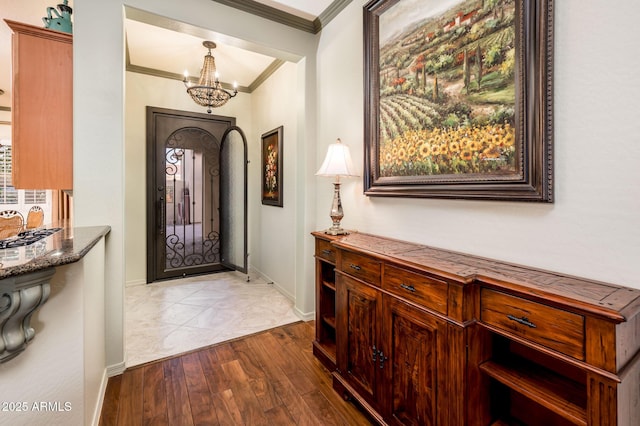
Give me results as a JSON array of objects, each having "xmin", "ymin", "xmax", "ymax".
[
  {"xmin": 271, "ymin": 281, "xmax": 295, "ymax": 302},
  {"xmin": 126, "ymin": 279, "xmax": 146, "ymax": 288},
  {"xmin": 247, "ymin": 266, "xmax": 268, "ymax": 283},
  {"xmin": 90, "ymin": 369, "xmax": 109, "ymax": 426},
  {"xmin": 250, "ymin": 266, "xmax": 312, "ymax": 318},
  {"xmin": 249, "ymin": 267, "xmax": 295, "ymax": 301},
  {"xmin": 106, "ymin": 360, "xmax": 126, "ymax": 377},
  {"xmin": 294, "ymin": 306, "xmax": 315, "ymax": 321}
]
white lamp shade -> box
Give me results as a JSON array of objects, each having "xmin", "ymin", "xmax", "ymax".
[{"xmin": 316, "ymin": 139, "xmax": 359, "ymax": 177}]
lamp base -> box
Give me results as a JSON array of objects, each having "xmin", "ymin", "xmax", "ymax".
[
  {"xmin": 324, "ymin": 226, "xmax": 350, "ymax": 236},
  {"xmin": 323, "ymin": 181, "xmax": 350, "ymax": 236}
]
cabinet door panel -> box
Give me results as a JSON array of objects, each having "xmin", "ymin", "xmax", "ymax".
[
  {"xmin": 384, "ymin": 296, "xmax": 447, "ymax": 426},
  {"xmin": 337, "ymin": 273, "xmax": 381, "ymax": 405},
  {"xmin": 7, "ymin": 20, "xmax": 73, "ymax": 189}
]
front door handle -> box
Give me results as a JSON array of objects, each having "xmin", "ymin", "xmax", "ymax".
[{"xmin": 157, "ymin": 198, "xmax": 165, "ymax": 235}]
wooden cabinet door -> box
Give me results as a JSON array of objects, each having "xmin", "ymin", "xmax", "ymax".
[
  {"xmin": 382, "ymin": 295, "xmax": 448, "ymax": 426},
  {"xmin": 336, "ymin": 273, "xmax": 382, "ymax": 407},
  {"xmin": 6, "ymin": 20, "xmax": 72, "ymax": 190}
]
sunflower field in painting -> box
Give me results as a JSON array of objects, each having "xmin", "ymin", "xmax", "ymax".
[{"xmin": 378, "ymin": 0, "xmax": 516, "ymax": 178}]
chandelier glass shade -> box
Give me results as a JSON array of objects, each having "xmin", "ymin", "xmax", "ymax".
[{"xmin": 183, "ymin": 41, "xmax": 237, "ymax": 113}]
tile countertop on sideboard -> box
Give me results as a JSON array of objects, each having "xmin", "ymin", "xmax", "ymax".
[{"xmin": 0, "ymin": 224, "xmax": 111, "ymax": 279}]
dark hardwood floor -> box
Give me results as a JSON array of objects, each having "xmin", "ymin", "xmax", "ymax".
[{"xmin": 99, "ymin": 321, "xmax": 373, "ymax": 425}]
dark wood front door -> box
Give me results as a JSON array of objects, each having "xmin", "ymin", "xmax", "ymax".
[{"xmin": 146, "ymin": 107, "xmax": 236, "ymax": 282}]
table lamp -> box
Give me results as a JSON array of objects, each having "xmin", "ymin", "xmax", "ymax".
[{"xmin": 316, "ymin": 139, "xmax": 358, "ymax": 235}]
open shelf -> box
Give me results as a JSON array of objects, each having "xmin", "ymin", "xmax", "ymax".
[
  {"xmin": 317, "ymin": 339, "xmax": 336, "ymax": 359},
  {"xmin": 322, "ymin": 315, "xmax": 336, "ymax": 330},
  {"xmin": 322, "ymin": 279, "xmax": 336, "ymax": 292},
  {"xmin": 479, "ymin": 358, "xmax": 587, "ymax": 426},
  {"xmin": 314, "ymin": 242, "xmax": 339, "ymax": 371}
]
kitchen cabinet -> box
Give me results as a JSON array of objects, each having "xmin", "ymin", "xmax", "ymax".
[
  {"xmin": 5, "ymin": 20, "xmax": 72, "ymax": 190},
  {"xmin": 314, "ymin": 231, "xmax": 640, "ymax": 425}
]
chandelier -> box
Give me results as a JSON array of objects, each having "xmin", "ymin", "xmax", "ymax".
[{"xmin": 183, "ymin": 41, "xmax": 237, "ymax": 113}]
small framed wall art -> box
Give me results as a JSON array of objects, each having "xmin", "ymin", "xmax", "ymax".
[{"xmin": 261, "ymin": 126, "xmax": 283, "ymax": 207}]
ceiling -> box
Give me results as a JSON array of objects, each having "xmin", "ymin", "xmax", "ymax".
[{"xmin": 0, "ymin": 0, "xmax": 340, "ymax": 123}]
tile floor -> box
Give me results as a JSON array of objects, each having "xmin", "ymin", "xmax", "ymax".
[{"xmin": 125, "ymin": 271, "xmax": 300, "ymax": 367}]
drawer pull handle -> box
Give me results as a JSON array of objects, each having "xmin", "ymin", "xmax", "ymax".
[
  {"xmin": 400, "ymin": 283, "xmax": 416, "ymax": 293},
  {"xmin": 322, "ymin": 249, "xmax": 332, "ymax": 255},
  {"xmin": 350, "ymin": 264, "xmax": 361, "ymax": 271},
  {"xmin": 507, "ymin": 315, "xmax": 537, "ymax": 328},
  {"xmin": 372, "ymin": 345, "xmax": 377, "ymax": 362}
]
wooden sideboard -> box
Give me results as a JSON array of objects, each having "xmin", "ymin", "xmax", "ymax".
[{"xmin": 312, "ymin": 231, "xmax": 640, "ymax": 426}]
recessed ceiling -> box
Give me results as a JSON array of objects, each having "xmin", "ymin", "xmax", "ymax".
[
  {"xmin": 0, "ymin": 0, "xmax": 340, "ymax": 112},
  {"xmin": 125, "ymin": 19, "xmax": 277, "ymax": 91},
  {"xmin": 124, "ymin": 0, "xmax": 339, "ymax": 92}
]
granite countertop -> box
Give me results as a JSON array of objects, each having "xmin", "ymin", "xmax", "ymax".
[{"xmin": 0, "ymin": 225, "xmax": 111, "ymax": 279}]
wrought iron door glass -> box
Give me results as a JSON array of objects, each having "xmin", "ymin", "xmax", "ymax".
[{"xmin": 163, "ymin": 128, "xmax": 221, "ymax": 271}]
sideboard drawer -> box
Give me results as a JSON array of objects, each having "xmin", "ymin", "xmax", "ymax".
[
  {"xmin": 383, "ymin": 264, "xmax": 448, "ymax": 315},
  {"xmin": 480, "ymin": 288, "xmax": 585, "ymax": 360},
  {"xmin": 339, "ymin": 250, "xmax": 381, "ymax": 286},
  {"xmin": 316, "ymin": 238, "xmax": 337, "ymax": 263}
]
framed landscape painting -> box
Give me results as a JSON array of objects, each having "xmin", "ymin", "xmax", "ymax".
[
  {"xmin": 363, "ymin": 0, "xmax": 553, "ymax": 201},
  {"xmin": 261, "ymin": 126, "xmax": 283, "ymax": 207}
]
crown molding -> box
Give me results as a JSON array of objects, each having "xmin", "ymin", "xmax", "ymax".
[
  {"xmin": 213, "ymin": 0, "xmax": 315, "ymax": 33},
  {"xmin": 126, "ymin": 63, "xmax": 251, "ymax": 94},
  {"xmin": 248, "ymin": 59, "xmax": 286, "ymax": 92},
  {"xmin": 315, "ymin": 0, "xmax": 353, "ymax": 32},
  {"xmin": 212, "ymin": 0, "xmax": 353, "ymax": 34}
]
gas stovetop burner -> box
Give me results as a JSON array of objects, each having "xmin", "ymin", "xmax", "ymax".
[{"xmin": 0, "ymin": 228, "xmax": 62, "ymax": 249}]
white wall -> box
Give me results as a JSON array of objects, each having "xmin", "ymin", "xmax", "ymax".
[
  {"xmin": 82, "ymin": 237, "xmax": 107, "ymax": 426},
  {"xmin": 124, "ymin": 71, "xmax": 253, "ymax": 286},
  {"xmin": 74, "ymin": 0, "xmax": 126, "ymax": 372},
  {"xmin": 250, "ymin": 61, "xmax": 299, "ymax": 300},
  {"xmin": 315, "ymin": 0, "xmax": 640, "ymax": 290}
]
